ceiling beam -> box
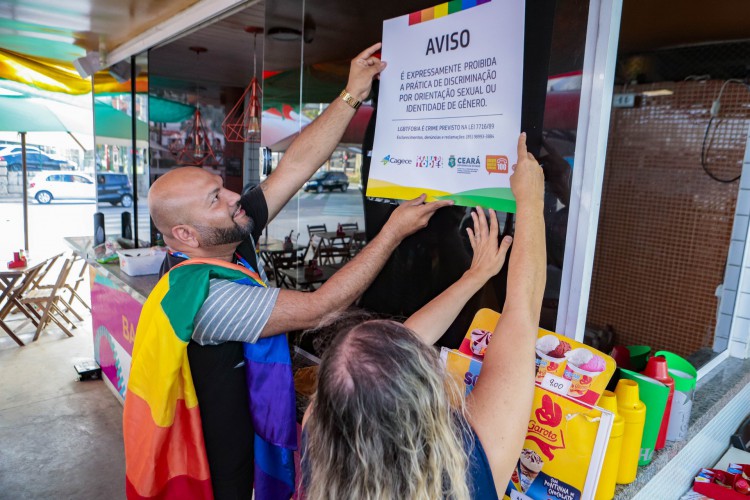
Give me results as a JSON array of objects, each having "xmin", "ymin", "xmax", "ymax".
[{"xmin": 105, "ymin": 0, "xmax": 259, "ymax": 66}]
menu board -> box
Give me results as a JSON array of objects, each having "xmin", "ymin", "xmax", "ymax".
[
  {"xmin": 368, "ymin": 0, "xmax": 525, "ymax": 212},
  {"xmin": 440, "ymin": 309, "xmax": 617, "ymax": 499}
]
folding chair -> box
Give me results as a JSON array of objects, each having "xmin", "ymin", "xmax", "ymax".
[
  {"xmin": 33, "ymin": 254, "xmax": 87, "ymax": 322},
  {"xmin": 349, "ymin": 231, "xmax": 367, "ymax": 257},
  {"xmin": 270, "ymin": 248, "xmax": 307, "ymax": 289},
  {"xmin": 307, "ymin": 224, "xmax": 328, "ymax": 238},
  {"xmin": 338, "ymin": 222, "xmax": 359, "ymax": 232},
  {"xmin": 308, "ymin": 235, "xmax": 330, "ymax": 264},
  {"xmin": 21, "ymin": 258, "xmax": 78, "ymax": 340},
  {"xmin": 26, "ymin": 253, "xmax": 64, "ymax": 291},
  {"xmin": 63, "ymin": 254, "xmax": 91, "ymax": 312}
]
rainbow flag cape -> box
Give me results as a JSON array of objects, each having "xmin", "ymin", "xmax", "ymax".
[{"xmin": 123, "ymin": 258, "xmax": 296, "ymax": 499}]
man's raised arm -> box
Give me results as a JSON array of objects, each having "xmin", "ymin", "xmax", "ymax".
[
  {"xmin": 261, "ymin": 43, "xmax": 386, "ymax": 221},
  {"xmin": 259, "ymin": 195, "xmax": 453, "ymax": 336}
]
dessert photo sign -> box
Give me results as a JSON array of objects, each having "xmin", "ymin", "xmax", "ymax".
[
  {"xmin": 367, "ymin": 0, "xmax": 525, "ymax": 212},
  {"xmin": 452, "ymin": 309, "xmax": 616, "ymax": 405},
  {"xmin": 440, "ymin": 309, "xmax": 617, "ymax": 500}
]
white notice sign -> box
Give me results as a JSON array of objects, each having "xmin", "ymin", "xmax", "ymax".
[{"xmin": 367, "ymin": 0, "xmax": 525, "ymax": 212}]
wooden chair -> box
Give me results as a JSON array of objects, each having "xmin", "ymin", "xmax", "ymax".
[
  {"xmin": 309, "ymin": 234, "xmax": 350, "ymax": 265},
  {"xmin": 33, "ymin": 254, "xmax": 87, "ymax": 322},
  {"xmin": 349, "ymin": 231, "xmax": 367, "ymax": 257},
  {"xmin": 21, "ymin": 258, "xmax": 78, "ymax": 340},
  {"xmin": 331, "ymin": 223, "xmax": 359, "ymax": 257},
  {"xmin": 26, "ymin": 253, "xmax": 64, "ymax": 291},
  {"xmin": 63, "ymin": 254, "xmax": 91, "ymax": 312},
  {"xmin": 307, "ymin": 224, "xmax": 328, "ymax": 238},
  {"xmin": 269, "ymin": 248, "xmax": 307, "ymax": 289},
  {"xmin": 307, "ymin": 235, "xmax": 332, "ymax": 264}
]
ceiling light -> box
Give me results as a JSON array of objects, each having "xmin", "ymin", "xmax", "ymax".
[{"xmin": 267, "ymin": 27, "xmax": 302, "ymax": 42}]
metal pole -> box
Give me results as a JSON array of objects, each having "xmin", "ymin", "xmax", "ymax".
[
  {"xmin": 21, "ymin": 132, "xmax": 28, "ymax": 251},
  {"xmin": 130, "ymin": 56, "xmax": 139, "ymax": 248}
]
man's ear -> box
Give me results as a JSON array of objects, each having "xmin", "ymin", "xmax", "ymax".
[{"xmin": 171, "ymin": 225, "xmax": 200, "ymax": 248}]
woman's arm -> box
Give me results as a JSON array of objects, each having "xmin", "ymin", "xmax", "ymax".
[
  {"xmin": 466, "ymin": 133, "xmax": 546, "ymax": 494},
  {"xmin": 404, "ymin": 208, "xmax": 512, "ymax": 345}
]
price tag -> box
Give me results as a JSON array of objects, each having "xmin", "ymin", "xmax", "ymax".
[{"xmin": 542, "ymin": 373, "xmax": 571, "ymax": 396}]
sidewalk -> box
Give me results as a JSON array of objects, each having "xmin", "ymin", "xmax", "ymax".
[{"xmin": 0, "ymin": 303, "xmax": 125, "ymax": 499}]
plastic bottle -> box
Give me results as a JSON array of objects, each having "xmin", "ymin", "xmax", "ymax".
[
  {"xmin": 614, "ymin": 379, "xmax": 646, "ymax": 484},
  {"xmin": 642, "ymin": 356, "xmax": 675, "ymax": 450},
  {"xmin": 595, "ymin": 391, "xmax": 625, "ymax": 500},
  {"xmin": 654, "ymin": 351, "xmax": 697, "ymax": 442}
]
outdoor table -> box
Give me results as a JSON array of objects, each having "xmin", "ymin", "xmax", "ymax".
[
  {"xmin": 257, "ymin": 241, "xmax": 306, "ymax": 280},
  {"xmin": 315, "ymin": 230, "xmax": 366, "ymax": 262},
  {"xmin": 317, "ymin": 230, "xmax": 356, "ymax": 246},
  {"xmin": 277, "ymin": 264, "xmax": 339, "ymax": 290},
  {"xmin": 257, "ymin": 240, "xmax": 303, "ymax": 254},
  {"xmin": 0, "ymin": 259, "xmax": 47, "ymax": 346}
]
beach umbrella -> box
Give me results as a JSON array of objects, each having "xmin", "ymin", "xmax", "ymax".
[{"xmin": 0, "ymin": 96, "xmax": 85, "ymax": 250}]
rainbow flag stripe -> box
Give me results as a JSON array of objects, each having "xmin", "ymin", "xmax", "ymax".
[
  {"xmin": 123, "ymin": 258, "xmax": 295, "ymax": 500},
  {"xmin": 408, "ymin": 0, "xmax": 491, "ymax": 25}
]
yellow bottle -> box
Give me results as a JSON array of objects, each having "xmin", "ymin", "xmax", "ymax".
[
  {"xmin": 595, "ymin": 391, "xmax": 625, "ymax": 500},
  {"xmin": 614, "ymin": 379, "xmax": 646, "ymax": 484}
]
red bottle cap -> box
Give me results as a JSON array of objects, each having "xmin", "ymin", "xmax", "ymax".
[
  {"xmin": 610, "ymin": 345, "xmax": 632, "ymax": 369},
  {"xmin": 642, "ymin": 356, "xmax": 674, "ymax": 387},
  {"xmin": 735, "ymin": 479, "xmax": 750, "ymax": 494}
]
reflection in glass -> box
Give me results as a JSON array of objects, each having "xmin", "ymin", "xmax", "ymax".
[{"xmin": 93, "ymin": 54, "xmax": 148, "ymax": 244}]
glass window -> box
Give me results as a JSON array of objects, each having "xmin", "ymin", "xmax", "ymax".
[
  {"xmin": 93, "ymin": 52, "xmax": 148, "ymax": 242},
  {"xmin": 584, "ymin": 43, "xmax": 750, "ymax": 366}
]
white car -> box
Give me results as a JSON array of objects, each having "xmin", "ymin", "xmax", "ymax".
[{"xmin": 29, "ymin": 171, "xmax": 96, "ymax": 204}]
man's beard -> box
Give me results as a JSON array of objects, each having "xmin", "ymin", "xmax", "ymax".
[{"xmin": 194, "ymin": 217, "xmax": 255, "ymax": 247}]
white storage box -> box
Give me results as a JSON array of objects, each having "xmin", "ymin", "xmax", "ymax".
[{"xmin": 117, "ymin": 248, "xmax": 166, "ymax": 276}]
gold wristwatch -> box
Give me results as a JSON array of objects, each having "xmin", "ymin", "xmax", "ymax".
[{"xmin": 340, "ymin": 89, "xmax": 362, "ymax": 110}]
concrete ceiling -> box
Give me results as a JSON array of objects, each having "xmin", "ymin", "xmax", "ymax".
[
  {"xmin": 0, "ymin": 0, "xmax": 202, "ymax": 60},
  {"xmin": 618, "ymin": 0, "xmax": 750, "ymax": 55}
]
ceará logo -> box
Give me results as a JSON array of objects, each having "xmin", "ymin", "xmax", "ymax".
[{"xmin": 381, "ymin": 155, "xmax": 412, "ymax": 166}]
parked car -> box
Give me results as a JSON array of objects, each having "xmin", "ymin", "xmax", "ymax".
[
  {"xmin": 97, "ymin": 172, "xmax": 134, "ymax": 207},
  {"xmin": 0, "ymin": 146, "xmax": 75, "ymax": 171},
  {"xmin": 29, "ymin": 172, "xmax": 96, "ymax": 204},
  {"xmin": 303, "ymin": 171, "xmax": 349, "ymax": 193}
]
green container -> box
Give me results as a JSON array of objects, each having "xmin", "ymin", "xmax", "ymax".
[
  {"xmin": 619, "ymin": 368, "xmax": 669, "ymax": 465},
  {"xmin": 626, "ymin": 346, "xmax": 651, "ymax": 371},
  {"xmin": 654, "ymin": 351, "xmax": 697, "ymax": 441}
]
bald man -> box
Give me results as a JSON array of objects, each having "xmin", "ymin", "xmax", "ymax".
[{"xmin": 143, "ymin": 44, "xmax": 453, "ymax": 499}]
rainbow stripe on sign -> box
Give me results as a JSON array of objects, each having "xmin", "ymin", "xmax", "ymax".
[{"xmin": 408, "ymin": 0, "xmax": 492, "ymax": 25}]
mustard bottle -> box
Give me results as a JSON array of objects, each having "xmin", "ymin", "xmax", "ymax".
[
  {"xmin": 614, "ymin": 379, "xmax": 646, "ymax": 484},
  {"xmin": 595, "ymin": 391, "xmax": 625, "ymax": 500}
]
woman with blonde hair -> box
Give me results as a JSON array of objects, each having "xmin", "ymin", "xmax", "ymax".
[{"xmin": 301, "ymin": 134, "xmax": 546, "ymax": 499}]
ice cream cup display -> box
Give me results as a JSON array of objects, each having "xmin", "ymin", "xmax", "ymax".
[
  {"xmin": 563, "ymin": 348, "xmax": 607, "ymax": 398},
  {"xmin": 518, "ymin": 448, "xmax": 544, "ymax": 492},
  {"xmin": 469, "ymin": 328, "xmax": 492, "ymax": 358},
  {"xmin": 535, "ymin": 334, "xmax": 570, "ymax": 383}
]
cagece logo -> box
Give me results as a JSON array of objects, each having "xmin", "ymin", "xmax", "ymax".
[{"xmin": 381, "ymin": 155, "xmax": 412, "ymax": 166}]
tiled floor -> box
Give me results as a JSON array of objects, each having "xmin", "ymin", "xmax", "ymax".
[{"xmin": 0, "ymin": 308, "xmax": 125, "ymax": 499}]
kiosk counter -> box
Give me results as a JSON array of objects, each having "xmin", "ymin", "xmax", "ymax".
[{"xmin": 66, "ymin": 236, "xmax": 159, "ymax": 402}]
